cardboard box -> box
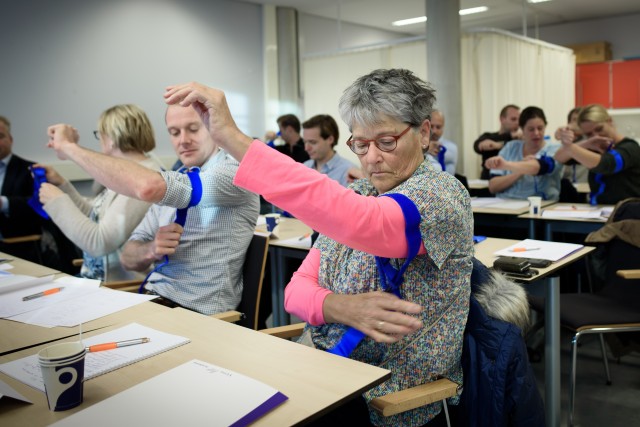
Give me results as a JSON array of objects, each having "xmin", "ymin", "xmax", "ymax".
[{"xmin": 568, "ymin": 41, "xmax": 612, "ymax": 64}]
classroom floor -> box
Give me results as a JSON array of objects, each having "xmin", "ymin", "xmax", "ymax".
[{"xmin": 531, "ymin": 329, "xmax": 640, "ymax": 427}]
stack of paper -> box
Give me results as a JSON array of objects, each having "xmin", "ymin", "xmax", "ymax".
[
  {"xmin": 0, "ymin": 323, "xmax": 190, "ymax": 392},
  {"xmin": 542, "ymin": 204, "xmax": 606, "ymax": 220},
  {"xmin": 49, "ymin": 359, "xmax": 288, "ymax": 427},
  {"xmin": 471, "ymin": 197, "xmax": 529, "ymax": 210},
  {"xmin": 493, "ymin": 239, "xmax": 584, "ymax": 262},
  {"xmin": 0, "ymin": 275, "xmax": 156, "ymax": 327}
]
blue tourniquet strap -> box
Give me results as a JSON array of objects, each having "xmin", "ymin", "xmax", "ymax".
[
  {"xmin": 589, "ymin": 146, "xmax": 623, "ymax": 205},
  {"xmin": 437, "ymin": 146, "xmax": 447, "ymax": 172},
  {"xmin": 327, "ymin": 193, "xmax": 422, "ymax": 357},
  {"xmin": 28, "ymin": 166, "xmax": 50, "ymax": 220},
  {"xmin": 138, "ymin": 168, "xmax": 202, "ymax": 293}
]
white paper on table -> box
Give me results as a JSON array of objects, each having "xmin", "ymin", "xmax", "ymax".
[
  {"xmin": 7, "ymin": 288, "xmax": 157, "ymax": 327},
  {"xmin": 542, "ymin": 205, "xmax": 605, "ymax": 219},
  {"xmin": 273, "ymin": 234, "xmax": 312, "ymax": 249},
  {"xmin": 0, "ymin": 323, "xmax": 190, "ymax": 393},
  {"xmin": 255, "ymin": 215, "xmax": 266, "ymax": 226},
  {"xmin": 493, "ymin": 239, "xmax": 584, "ymax": 262},
  {"xmin": 0, "ymin": 379, "xmax": 31, "ymax": 404},
  {"xmin": 0, "ymin": 275, "xmax": 103, "ymax": 318},
  {"xmin": 49, "ymin": 359, "xmax": 287, "ymax": 427},
  {"xmin": 471, "ymin": 197, "xmax": 504, "ymax": 207},
  {"xmin": 0, "ymin": 263, "xmax": 13, "ymax": 271}
]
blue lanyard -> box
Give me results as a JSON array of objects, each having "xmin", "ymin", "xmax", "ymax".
[
  {"xmin": 138, "ymin": 168, "xmax": 202, "ymax": 293},
  {"xmin": 437, "ymin": 146, "xmax": 447, "ymax": 172},
  {"xmin": 327, "ymin": 193, "xmax": 422, "ymax": 357},
  {"xmin": 28, "ymin": 166, "xmax": 51, "ymax": 220},
  {"xmin": 589, "ymin": 145, "xmax": 623, "ymax": 205}
]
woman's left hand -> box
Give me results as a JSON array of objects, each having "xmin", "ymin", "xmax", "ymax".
[
  {"xmin": 323, "ymin": 291, "xmax": 423, "ymax": 343},
  {"xmin": 38, "ymin": 182, "xmax": 64, "ymax": 205}
]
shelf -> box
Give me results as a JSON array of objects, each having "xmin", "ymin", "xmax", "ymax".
[{"xmin": 608, "ymin": 108, "xmax": 640, "ymax": 116}]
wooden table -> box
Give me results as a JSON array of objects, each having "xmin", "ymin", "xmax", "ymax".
[
  {"xmin": 518, "ymin": 203, "xmax": 610, "ymax": 240},
  {"xmin": 472, "ymin": 199, "xmax": 555, "ymax": 238},
  {"xmin": 256, "ymin": 217, "xmax": 313, "ymax": 326},
  {"xmin": 475, "ymin": 237, "xmax": 595, "ymax": 427},
  {"xmin": 0, "ymin": 300, "xmax": 170, "ymax": 356},
  {"xmin": 1, "ymin": 251, "xmax": 60, "ymax": 278},
  {"xmin": 0, "ymin": 308, "xmax": 390, "ymax": 427}
]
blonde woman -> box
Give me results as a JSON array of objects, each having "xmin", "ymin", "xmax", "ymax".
[
  {"xmin": 555, "ymin": 104, "xmax": 640, "ymax": 205},
  {"xmin": 37, "ymin": 104, "xmax": 162, "ymax": 281}
]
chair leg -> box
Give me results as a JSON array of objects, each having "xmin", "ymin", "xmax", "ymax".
[
  {"xmin": 598, "ymin": 333, "xmax": 612, "ymax": 385},
  {"xmin": 442, "ymin": 399, "xmax": 451, "ymax": 427},
  {"xmin": 569, "ymin": 333, "xmax": 580, "ymax": 427}
]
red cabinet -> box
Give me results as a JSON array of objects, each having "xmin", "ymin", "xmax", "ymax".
[
  {"xmin": 612, "ymin": 60, "xmax": 640, "ymax": 109},
  {"xmin": 576, "ymin": 59, "xmax": 640, "ymax": 108}
]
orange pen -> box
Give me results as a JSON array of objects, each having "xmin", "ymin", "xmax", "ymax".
[
  {"xmin": 509, "ymin": 247, "xmax": 540, "ymax": 252},
  {"xmin": 22, "ymin": 287, "xmax": 65, "ymax": 301},
  {"xmin": 298, "ymin": 233, "xmax": 311, "ymax": 241},
  {"xmin": 86, "ymin": 338, "xmax": 150, "ymax": 353}
]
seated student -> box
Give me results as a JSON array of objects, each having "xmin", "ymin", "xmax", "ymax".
[
  {"xmin": 424, "ymin": 110, "xmax": 458, "ymax": 175},
  {"xmin": 37, "ymin": 105, "xmax": 162, "ymax": 281},
  {"xmin": 46, "ymin": 104, "xmax": 259, "ymax": 315},
  {"xmin": 485, "ymin": 106, "xmax": 564, "ymax": 201},
  {"xmin": 555, "ymin": 103, "xmax": 640, "ymax": 205},
  {"xmin": 555, "ymin": 107, "xmax": 589, "ymax": 184},
  {"xmin": 0, "ymin": 115, "xmax": 43, "ymax": 262},
  {"xmin": 275, "ymin": 114, "xmax": 309, "ymax": 163},
  {"xmin": 473, "ymin": 104, "xmax": 521, "ymax": 180},
  {"xmin": 49, "ymin": 70, "xmax": 473, "ymax": 426},
  {"xmin": 302, "ymin": 114, "xmax": 356, "ymax": 187}
]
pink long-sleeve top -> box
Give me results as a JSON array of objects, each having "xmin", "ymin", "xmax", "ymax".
[{"xmin": 234, "ymin": 141, "xmax": 426, "ymax": 325}]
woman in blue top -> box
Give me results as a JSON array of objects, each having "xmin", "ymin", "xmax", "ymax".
[{"xmin": 485, "ymin": 106, "xmax": 563, "ymax": 201}]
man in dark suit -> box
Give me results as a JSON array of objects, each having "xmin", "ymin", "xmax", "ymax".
[{"xmin": 0, "ymin": 115, "xmax": 44, "ymax": 261}]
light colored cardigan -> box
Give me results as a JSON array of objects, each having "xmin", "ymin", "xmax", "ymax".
[{"xmin": 43, "ymin": 157, "xmax": 162, "ymax": 282}]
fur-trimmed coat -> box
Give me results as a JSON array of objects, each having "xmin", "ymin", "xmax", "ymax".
[{"xmin": 454, "ymin": 259, "xmax": 545, "ymax": 426}]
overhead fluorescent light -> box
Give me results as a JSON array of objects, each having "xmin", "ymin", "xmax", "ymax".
[
  {"xmin": 459, "ymin": 6, "xmax": 489, "ymax": 16},
  {"xmin": 392, "ymin": 6, "xmax": 488, "ymax": 27},
  {"xmin": 392, "ymin": 16, "xmax": 427, "ymax": 27},
  {"xmin": 527, "ymin": 0, "xmax": 553, "ymax": 3}
]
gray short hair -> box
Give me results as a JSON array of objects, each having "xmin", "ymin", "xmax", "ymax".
[{"xmin": 338, "ymin": 69, "xmax": 436, "ymax": 131}]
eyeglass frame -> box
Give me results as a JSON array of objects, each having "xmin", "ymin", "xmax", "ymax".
[
  {"xmin": 93, "ymin": 130, "xmax": 100, "ymax": 140},
  {"xmin": 346, "ymin": 124, "xmax": 413, "ymax": 155}
]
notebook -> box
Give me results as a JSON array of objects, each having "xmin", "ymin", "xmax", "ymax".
[
  {"xmin": 0, "ymin": 323, "xmax": 190, "ymax": 392},
  {"xmin": 50, "ymin": 359, "xmax": 288, "ymax": 427}
]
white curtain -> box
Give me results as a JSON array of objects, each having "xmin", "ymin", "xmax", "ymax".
[{"xmin": 302, "ymin": 29, "xmax": 575, "ymax": 178}]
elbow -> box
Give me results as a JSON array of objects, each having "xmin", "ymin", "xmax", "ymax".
[{"xmin": 135, "ymin": 174, "xmax": 166, "ymax": 203}]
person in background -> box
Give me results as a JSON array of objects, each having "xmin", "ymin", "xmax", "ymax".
[
  {"xmin": 0, "ymin": 115, "xmax": 43, "ymax": 261},
  {"xmin": 555, "ymin": 107, "xmax": 588, "ymax": 185},
  {"xmin": 473, "ymin": 104, "xmax": 521, "ymax": 180},
  {"xmin": 46, "ymin": 104, "xmax": 259, "ymax": 315},
  {"xmin": 555, "ymin": 103, "xmax": 640, "ymax": 205},
  {"xmin": 424, "ymin": 109, "xmax": 458, "ymax": 175},
  {"xmin": 302, "ymin": 114, "xmax": 356, "ymax": 187},
  {"xmin": 485, "ymin": 106, "xmax": 564, "ymax": 201},
  {"xmin": 275, "ymin": 114, "xmax": 309, "ymax": 163},
  {"xmin": 36, "ymin": 105, "xmax": 161, "ymax": 281}
]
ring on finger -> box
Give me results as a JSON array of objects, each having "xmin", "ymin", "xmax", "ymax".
[{"xmin": 377, "ymin": 320, "xmax": 385, "ymax": 331}]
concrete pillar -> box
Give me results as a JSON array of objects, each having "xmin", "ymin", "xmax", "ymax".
[{"xmin": 426, "ymin": 0, "xmax": 464, "ymax": 173}]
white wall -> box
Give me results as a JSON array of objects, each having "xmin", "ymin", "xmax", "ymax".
[
  {"xmin": 0, "ymin": 0, "xmax": 264, "ymax": 177},
  {"xmin": 532, "ymin": 13, "xmax": 640, "ymax": 60}
]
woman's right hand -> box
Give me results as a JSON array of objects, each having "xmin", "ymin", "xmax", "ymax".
[
  {"xmin": 33, "ymin": 163, "xmax": 65, "ymax": 186},
  {"xmin": 323, "ymin": 291, "xmax": 423, "ymax": 344}
]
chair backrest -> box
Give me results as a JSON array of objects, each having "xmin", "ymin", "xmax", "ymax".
[
  {"xmin": 603, "ymin": 198, "xmax": 640, "ymax": 289},
  {"xmin": 236, "ymin": 233, "xmax": 269, "ymax": 330}
]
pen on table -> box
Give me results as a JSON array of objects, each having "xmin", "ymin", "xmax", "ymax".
[
  {"xmin": 22, "ymin": 287, "xmax": 65, "ymax": 301},
  {"xmin": 298, "ymin": 233, "xmax": 311, "ymax": 241},
  {"xmin": 86, "ymin": 338, "xmax": 150, "ymax": 353},
  {"xmin": 509, "ymin": 247, "xmax": 540, "ymax": 252}
]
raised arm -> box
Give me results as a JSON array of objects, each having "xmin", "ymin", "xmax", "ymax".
[{"xmin": 47, "ymin": 124, "xmax": 167, "ymax": 202}]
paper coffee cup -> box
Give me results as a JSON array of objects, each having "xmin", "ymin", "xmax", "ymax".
[
  {"xmin": 528, "ymin": 196, "xmax": 542, "ymax": 216},
  {"xmin": 38, "ymin": 342, "xmax": 86, "ymax": 411}
]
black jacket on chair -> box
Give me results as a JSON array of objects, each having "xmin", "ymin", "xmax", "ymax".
[{"xmin": 0, "ymin": 154, "xmax": 42, "ymax": 238}]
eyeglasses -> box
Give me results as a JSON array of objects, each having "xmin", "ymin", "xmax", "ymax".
[
  {"xmin": 93, "ymin": 130, "xmax": 100, "ymax": 140},
  {"xmin": 346, "ymin": 125, "xmax": 412, "ymax": 155}
]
